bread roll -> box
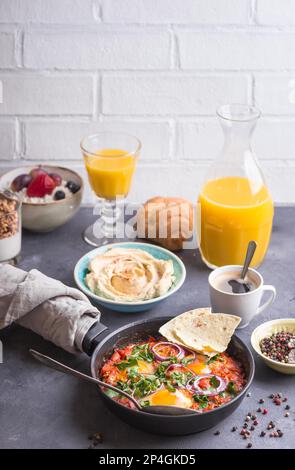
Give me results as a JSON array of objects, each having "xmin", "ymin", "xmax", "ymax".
[{"xmin": 136, "ymin": 196, "xmax": 193, "ymax": 251}]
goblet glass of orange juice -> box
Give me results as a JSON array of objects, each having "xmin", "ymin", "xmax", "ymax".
[
  {"xmin": 198, "ymin": 104, "xmax": 274, "ymax": 268},
  {"xmin": 81, "ymin": 132, "xmax": 141, "ymax": 246}
]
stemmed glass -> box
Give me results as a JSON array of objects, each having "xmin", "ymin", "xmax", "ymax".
[{"xmin": 80, "ymin": 132, "xmax": 141, "ymax": 246}]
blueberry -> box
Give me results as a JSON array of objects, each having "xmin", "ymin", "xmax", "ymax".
[
  {"xmin": 66, "ymin": 180, "xmax": 80, "ymax": 194},
  {"xmin": 54, "ymin": 190, "xmax": 66, "ymax": 201}
]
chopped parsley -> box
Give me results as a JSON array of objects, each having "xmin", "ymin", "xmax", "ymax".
[
  {"xmin": 226, "ymin": 381, "xmax": 237, "ymax": 397},
  {"xmin": 209, "ymin": 375, "xmax": 220, "ymax": 388},
  {"xmin": 206, "ymin": 354, "xmax": 224, "ymax": 364},
  {"xmin": 130, "ymin": 343, "xmax": 154, "ymax": 363},
  {"xmin": 140, "ymin": 400, "xmax": 150, "ymax": 407},
  {"xmin": 192, "ymin": 394, "xmax": 209, "ymax": 409},
  {"xmin": 117, "ymin": 357, "xmax": 138, "ymax": 370}
]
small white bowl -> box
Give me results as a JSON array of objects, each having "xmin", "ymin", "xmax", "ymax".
[
  {"xmin": 251, "ymin": 318, "xmax": 295, "ymax": 375},
  {"xmin": 0, "ymin": 165, "xmax": 83, "ymax": 232}
]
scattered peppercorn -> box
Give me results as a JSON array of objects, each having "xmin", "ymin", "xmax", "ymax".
[
  {"xmin": 250, "ymin": 425, "xmax": 255, "ymax": 431},
  {"xmin": 262, "ymin": 408, "xmax": 268, "ymax": 415},
  {"xmin": 260, "ymin": 431, "xmax": 266, "ymax": 437},
  {"xmin": 257, "ymin": 407, "xmax": 262, "ymax": 413},
  {"xmin": 214, "ymin": 430, "xmax": 220, "ymax": 435},
  {"xmin": 285, "ymin": 405, "xmax": 290, "ymax": 410},
  {"xmin": 247, "ymin": 443, "xmax": 252, "ymax": 448},
  {"xmin": 231, "ymin": 426, "xmax": 237, "ymax": 432},
  {"xmin": 259, "ymin": 398, "xmax": 265, "ymax": 404},
  {"xmin": 253, "ymin": 419, "xmax": 259, "ymax": 426},
  {"xmin": 247, "ymin": 392, "xmax": 251, "ymax": 397},
  {"xmin": 88, "ymin": 432, "xmax": 103, "ymax": 446},
  {"xmin": 284, "ymin": 412, "xmax": 290, "ymax": 417},
  {"xmin": 283, "ymin": 397, "xmax": 288, "ymax": 402}
]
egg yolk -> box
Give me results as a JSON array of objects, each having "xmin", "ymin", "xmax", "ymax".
[
  {"xmin": 147, "ymin": 389, "xmax": 192, "ymax": 408},
  {"xmin": 137, "ymin": 360, "xmax": 155, "ymax": 375},
  {"xmin": 187, "ymin": 363, "xmax": 210, "ymax": 375}
]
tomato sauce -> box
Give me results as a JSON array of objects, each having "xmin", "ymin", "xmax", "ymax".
[{"xmin": 99, "ymin": 338, "xmax": 246, "ymax": 412}]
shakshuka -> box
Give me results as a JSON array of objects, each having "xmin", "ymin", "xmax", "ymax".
[{"xmin": 99, "ymin": 339, "xmax": 246, "ymax": 412}]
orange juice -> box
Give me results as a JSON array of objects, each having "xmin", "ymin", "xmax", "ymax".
[
  {"xmin": 84, "ymin": 148, "xmax": 136, "ymax": 199},
  {"xmin": 198, "ymin": 176, "xmax": 274, "ymax": 268}
]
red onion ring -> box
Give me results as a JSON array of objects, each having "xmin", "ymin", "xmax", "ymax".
[
  {"xmin": 182, "ymin": 348, "xmax": 196, "ymax": 362},
  {"xmin": 152, "ymin": 342, "xmax": 185, "ymax": 361},
  {"xmin": 187, "ymin": 374, "xmax": 226, "ymax": 396},
  {"xmin": 166, "ymin": 363, "xmax": 196, "ymax": 376}
]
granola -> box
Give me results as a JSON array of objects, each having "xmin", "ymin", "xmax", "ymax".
[{"xmin": 0, "ymin": 192, "xmax": 19, "ymax": 239}]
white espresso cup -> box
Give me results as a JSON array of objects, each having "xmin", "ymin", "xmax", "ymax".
[{"xmin": 208, "ymin": 265, "xmax": 276, "ymax": 329}]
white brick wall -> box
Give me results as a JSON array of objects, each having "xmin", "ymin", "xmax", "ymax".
[{"xmin": 0, "ymin": 0, "xmax": 295, "ymax": 203}]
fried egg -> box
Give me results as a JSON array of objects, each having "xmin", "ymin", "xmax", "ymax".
[
  {"xmin": 137, "ymin": 360, "xmax": 156, "ymax": 375},
  {"xmin": 146, "ymin": 388, "xmax": 193, "ymax": 408},
  {"xmin": 187, "ymin": 362, "xmax": 210, "ymax": 375}
]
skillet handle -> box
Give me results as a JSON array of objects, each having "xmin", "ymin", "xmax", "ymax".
[{"xmin": 82, "ymin": 321, "xmax": 108, "ymax": 356}]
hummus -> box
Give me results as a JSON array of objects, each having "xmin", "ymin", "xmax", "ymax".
[{"xmin": 85, "ymin": 247, "xmax": 174, "ymax": 302}]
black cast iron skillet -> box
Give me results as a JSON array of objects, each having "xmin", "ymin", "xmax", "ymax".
[{"xmin": 80, "ymin": 316, "xmax": 255, "ymax": 436}]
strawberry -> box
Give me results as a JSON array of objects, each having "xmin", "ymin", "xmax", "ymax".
[{"xmin": 27, "ymin": 174, "xmax": 56, "ymax": 198}]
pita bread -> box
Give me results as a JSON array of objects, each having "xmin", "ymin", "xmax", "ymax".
[
  {"xmin": 159, "ymin": 308, "xmax": 217, "ymax": 357},
  {"xmin": 159, "ymin": 308, "xmax": 240, "ymax": 356}
]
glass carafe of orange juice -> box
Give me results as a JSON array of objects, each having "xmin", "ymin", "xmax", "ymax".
[{"xmin": 198, "ymin": 104, "xmax": 274, "ymax": 269}]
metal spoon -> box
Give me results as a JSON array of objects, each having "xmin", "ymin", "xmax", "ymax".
[
  {"xmin": 228, "ymin": 240, "xmax": 257, "ymax": 294},
  {"xmin": 30, "ymin": 349, "xmax": 198, "ymax": 416}
]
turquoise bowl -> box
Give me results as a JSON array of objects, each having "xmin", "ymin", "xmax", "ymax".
[{"xmin": 74, "ymin": 242, "xmax": 186, "ymax": 312}]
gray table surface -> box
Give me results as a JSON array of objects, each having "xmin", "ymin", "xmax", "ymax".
[{"xmin": 0, "ymin": 207, "xmax": 294, "ymax": 449}]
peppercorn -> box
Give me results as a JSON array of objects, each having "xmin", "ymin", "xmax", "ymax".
[
  {"xmin": 250, "ymin": 425, "xmax": 255, "ymax": 431},
  {"xmin": 260, "ymin": 431, "xmax": 266, "ymax": 437},
  {"xmin": 231, "ymin": 426, "xmax": 237, "ymax": 432},
  {"xmin": 257, "ymin": 408, "xmax": 262, "ymax": 413},
  {"xmin": 259, "ymin": 398, "xmax": 265, "ymax": 404},
  {"xmin": 214, "ymin": 430, "xmax": 220, "ymax": 435},
  {"xmin": 285, "ymin": 405, "xmax": 290, "ymax": 410},
  {"xmin": 247, "ymin": 443, "xmax": 252, "ymax": 448},
  {"xmin": 253, "ymin": 419, "xmax": 258, "ymax": 426},
  {"xmin": 262, "ymin": 408, "xmax": 268, "ymax": 415},
  {"xmin": 284, "ymin": 412, "xmax": 290, "ymax": 417}
]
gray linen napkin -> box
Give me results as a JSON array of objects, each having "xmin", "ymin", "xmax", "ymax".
[{"xmin": 0, "ymin": 264, "xmax": 100, "ymax": 353}]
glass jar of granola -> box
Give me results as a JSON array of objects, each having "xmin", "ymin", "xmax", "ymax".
[{"xmin": 0, "ymin": 190, "xmax": 22, "ymax": 264}]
